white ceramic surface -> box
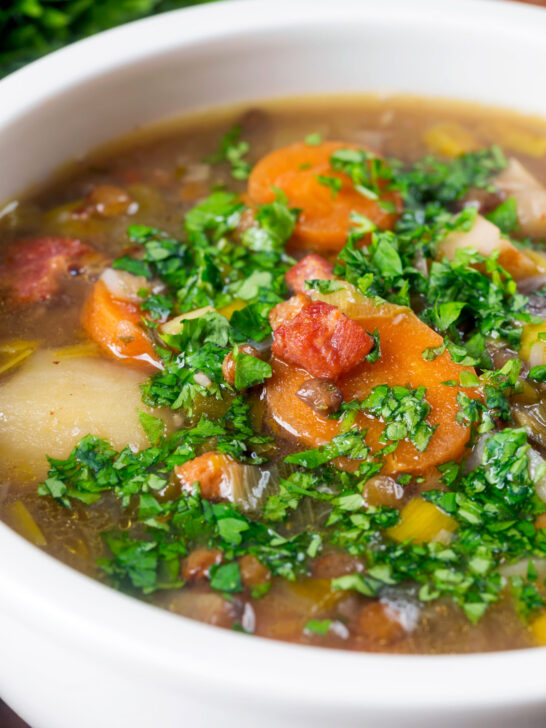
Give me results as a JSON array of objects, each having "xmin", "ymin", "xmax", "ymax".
[{"xmin": 1, "ymin": 2, "xmax": 546, "ymax": 726}]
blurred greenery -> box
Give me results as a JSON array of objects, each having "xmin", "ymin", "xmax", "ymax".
[{"xmin": 0, "ymin": 0, "xmax": 220, "ymax": 78}]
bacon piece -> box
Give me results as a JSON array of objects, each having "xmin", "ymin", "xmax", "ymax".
[
  {"xmin": 0, "ymin": 237, "xmax": 92, "ymax": 304},
  {"xmin": 285, "ymin": 254, "xmax": 335, "ymax": 294},
  {"xmin": 271, "ymin": 300, "xmax": 373, "ymax": 379},
  {"xmin": 268, "ymin": 293, "xmax": 310, "ymax": 330}
]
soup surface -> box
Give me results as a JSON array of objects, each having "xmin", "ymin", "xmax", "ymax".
[{"xmin": 2, "ymin": 96, "xmax": 546, "ymax": 654}]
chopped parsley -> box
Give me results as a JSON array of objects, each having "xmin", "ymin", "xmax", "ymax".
[
  {"xmin": 205, "ymin": 124, "xmax": 252, "ymax": 180},
  {"xmin": 486, "ymin": 196, "xmax": 519, "ymax": 234},
  {"xmin": 334, "ymin": 385, "xmax": 437, "ymax": 453},
  {"xmin": 233, "ymin": 346, "xmax": 272, "ymax": 389},
  {"xmin": 315, "ymin": 174, "xmax": 342, "ymax": 198}
]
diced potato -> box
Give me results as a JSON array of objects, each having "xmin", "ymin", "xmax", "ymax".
[
  {"xmin": 423, "ymin": 122, "xmax": 479, "ymax": 157},
  {"xmin": 0, "ymin": 349, "xmax": 171, "ymax": 481},
  {"xmin": 496, "ymin": 159, "xmax": 546, "ymax": 238},
  {"xmin": 386, "ymin": 498, "xmax": 457, "ymax": 545},
  {"xmin": 439, "ymin": 214, "xmax": 542, "ymax": 281}
]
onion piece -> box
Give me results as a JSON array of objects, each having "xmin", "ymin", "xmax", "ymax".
[
  {"xmin": 100, "ymin": 268, "xmax": 150, "ymax": 304},
  {"xmin": 529, "ymin": 340, "xmax": 546, "ymax": 369},
  {"xmin": 527, "ymin": 447, "xmax": 546, "ymax": 503},
  {"xmin": 495, "ymin": 159, "xmax": 546, "ymax": 238},
  {"xmin": 512, "ymin": 404, "xmax": 546, "ymax": 451},
  {"xmin": 465, "ymin": 433, "xmax": 491, "ymax": 472},
  {"xmin": 229, "ymin": 463, "xmax": 273, "ymax": 512},
  {"xmin": 500, "ymin": 559, "xmax": 546, "ymax": 580},
  {"xmin": 161, "ymin": 306, "xmax": 215, "ymax": 335}
]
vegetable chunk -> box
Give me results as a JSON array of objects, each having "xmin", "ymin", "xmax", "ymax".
[
  {"xmin": 247, "ymin": 141, "xmax": 399, "ymax": 251},
  {"xmin": 495, "ymin": 159, "xmax": 546, "ymax": 238},
  {"xmin": 0, "ymin": 349, "xmax": 170, "ymax": 481},
  {"xmin": 175, "ymin": 452, "xmax": 235, "ymax": 501},
  {"xmin": 285, "ymin": 254, "xmax": 335, "ymax": 294},
  {"xmin": 82, "ymin": 280, "xmax": 161, "ymax": 371},
  {"xmin": 266, "ymin": 285, "xmax": 477, "ymax": 475},
  {"xmin": 271, "ymin": 300, "xmax": 374, "ymax": 380},
  {"xmin": 0, "ymin": 236, "xmax": 92, "ymax": 304},
  {"xmin": 439, "ymin": 214, "xmax": 542, "ymax": 281}
]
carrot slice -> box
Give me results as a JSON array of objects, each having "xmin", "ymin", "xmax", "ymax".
[
  {"xmin": 175, "ymin": 451, "xmax": 234, "ymax": 500},
  {"xmin": 265, "ymin": 284, "xmax": 477, "ymax": 476},
  {"xmin": 247, "ymin": 141, "xmax": 400, "ymax": 252},
  {"xmin": 81, "ymin": 280, "xmax": 161, "ymax": 371}
]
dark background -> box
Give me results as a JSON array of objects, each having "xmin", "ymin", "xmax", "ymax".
[{"xmin": 0, "ymin": 0, "xmax": 544, "ymax": 725}]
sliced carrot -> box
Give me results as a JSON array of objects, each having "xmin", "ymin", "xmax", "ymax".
[
  {"xmin": 81, "ymin": 280, "xmax": 161, "ymax": 371},
  {"xmin": 247, "ymin": 141, "xmax": 400, "ymax": 252},
  {"xmin": 175, "ymin": 451, "xmax": 234, "ymax": 501},
  {"xmin": 265, "ymin": 284, "xmax": 477, "ymax": 476}
]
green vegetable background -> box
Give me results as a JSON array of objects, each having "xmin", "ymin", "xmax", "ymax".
[{"xmin": 0, "ymin": 0, "xmax": 220, "ymax": 78}]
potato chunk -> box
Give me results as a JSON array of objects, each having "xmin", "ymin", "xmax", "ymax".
[
  {"xmin": 439, "ymin": 214, "xmax": 541, "ymax": 281},
  {"xmin": 0, "ymin": 349, "xmax": 169, "ymax": 481}
]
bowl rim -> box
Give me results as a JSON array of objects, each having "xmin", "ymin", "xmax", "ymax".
[{"xmin": 1, "ymin": 0, "xmax": 546, "ymax": 713}]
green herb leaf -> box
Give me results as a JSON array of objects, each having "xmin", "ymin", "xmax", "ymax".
[{"xmin": 209, "ymin": 562, "xmax": 243, "ymax": 593}]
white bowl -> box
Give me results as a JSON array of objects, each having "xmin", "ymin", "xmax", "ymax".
[{"xmin": 1, "ymin": 1, "xmax": 546, "ymax": 726}]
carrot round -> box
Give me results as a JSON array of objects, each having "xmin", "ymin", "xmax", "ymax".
[
  {"xmin": 265, "ymin": 286, "xmax": 477, "ymax": 475},
  {"xmin": 81, "ymin": 280, "xmax": 161, "ymax": 371},
  {"xmin": 247, "ymin": 141, "xmax": 400, "ymax": 252},
  {"xmin": 175, "ymin": 452, "xmax": 234, "ymax": 501}
]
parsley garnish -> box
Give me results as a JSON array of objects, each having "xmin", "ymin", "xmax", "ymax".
[
  {"xmin": 315, "ymin": 174, "xmax": 342, "ymax": 198},
  {"xmin": 360, "ymin": 384, "xmax": 436, "ymax": 453},
  {"xmin": 206, "ymin": 124, "xmax": 251, "ymax": 180},
  {"xmin": 233, "ymin": 346, "xmax": 272, "ymax": 389}
]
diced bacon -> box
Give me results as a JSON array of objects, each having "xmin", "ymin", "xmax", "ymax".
[
  {"xmin": 285, "ymin": 254, "xmax": 335, "ymax": 294},
  {"xmin": 271, "ymin": 300, "xmax": 373, "ymax": 379},
  {"xmin": 268, "ymin": 293, "xmax": 310, "ymax": 330},
  {"xmin": 0, "ymin": 237, "xmax": 92, "ymax": 304}
]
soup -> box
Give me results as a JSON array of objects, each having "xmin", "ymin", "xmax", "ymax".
[{"xmin": 2, "ymin": 96, "xmax": 546, "ymax": 654}]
